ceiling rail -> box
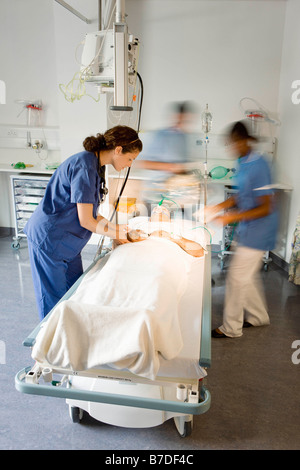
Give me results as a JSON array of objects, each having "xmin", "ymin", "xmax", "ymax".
[{"xmin": 54, "ymin": 0, "xmax": 92, "ymax": 24}]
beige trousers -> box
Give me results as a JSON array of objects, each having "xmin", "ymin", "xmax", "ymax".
[{"xmin": 219, "ymin": 246, "xmax": 270, "ymax": 338}]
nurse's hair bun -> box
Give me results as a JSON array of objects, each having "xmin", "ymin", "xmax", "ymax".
[
  {"xmin": 83, "ymin": 126, "xmax": 143, "ymax": 154},
  {"xmin": 83, "ymin": 134, "xmax": 106, "ymax": 152}
]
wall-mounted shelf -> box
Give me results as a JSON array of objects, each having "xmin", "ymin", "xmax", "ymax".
[
  {"xmin": 0, "ymin": 124, "xmax": 60, "ymax": 150},
  {"xmin": 0, "ymin": 163, "xmax": 55, "ymax": 175}
]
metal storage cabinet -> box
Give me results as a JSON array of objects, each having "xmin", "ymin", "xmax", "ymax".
[
  {"xmin": 218, "ymin": 186, "xmax": 238, "ymax": 270},
  {"xmin": 10, "ymin": 175, "xmax": 50, "ymax": 249}
]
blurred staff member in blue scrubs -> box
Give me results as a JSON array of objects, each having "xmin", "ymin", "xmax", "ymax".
[
  {"xmin": 24, "ymin": 125, "xmax": 142, "ymax": 320},
  {"xmin": 208, "ymin": 121, "xmax": 278, "ymax": 338},
  {"xmin": 135, "ymin": 101, "xmax": 198, "ymax": 206}
]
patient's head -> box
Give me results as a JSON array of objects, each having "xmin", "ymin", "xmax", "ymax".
[{"xmin": 150, "ymin": 205, "xmax": 171, "ymax": 223}]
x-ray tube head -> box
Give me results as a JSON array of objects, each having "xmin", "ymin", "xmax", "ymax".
[
  {"xmin": 81, "ymin": 30, "xmax": 114, "ymax": 84},
  {"xmin": 80, "ymin": 27, "xmax": 139, "ymax": 111}
]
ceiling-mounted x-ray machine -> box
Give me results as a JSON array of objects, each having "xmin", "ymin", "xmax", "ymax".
[{"xmin": 57, "ymin": 0, "xmax": 139, "ymax": 111}]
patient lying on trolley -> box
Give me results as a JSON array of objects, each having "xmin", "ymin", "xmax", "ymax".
[
  {"xmin": 127, "ymin": 205, "xmax": 204, "ymax": 258},
  {"xmin": 31, "ymin": 205, "xmax": 206, "ymax": 380}
]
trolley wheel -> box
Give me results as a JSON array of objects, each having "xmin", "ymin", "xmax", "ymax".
[
  {"xmin": 179, "ymin": 420, "xmax": 192, "ymax": 438},
  {"xmin": 220, "ymin": 260, "xmax": 225, "ymax": 270},
  {"xmin": 69, "ymin": 405, "xmax": 83, "ymax": 423},
  {"xmin": 263, "ymin": 263, "xmax": 268, "ymax": 272},
  {"xmin": 174, "ymin": 416, "xmax": 193, "ymax": 438},
  {"xmin": 11, "ymin": 241, "xmax": 20, "ymax": 250}
]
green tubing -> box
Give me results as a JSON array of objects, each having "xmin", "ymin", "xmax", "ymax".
[{"xmin": 190, "ymin": 225, "xmax": 212, "ymax": 244}]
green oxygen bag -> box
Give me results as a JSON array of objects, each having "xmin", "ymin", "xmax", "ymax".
[{"xmin": 209, "ymin": 166, "xmax": 232, "ymax": 179}]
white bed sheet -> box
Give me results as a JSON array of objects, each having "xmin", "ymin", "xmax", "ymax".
[
  {"xmin": 158, "ymin": 252, "xmax": 205, "ymax": 379},
  {"xmin": 128, "ymin": 216, "xmax": 207, "ymax": 379},
  {"xmin": 32, "ymin": 226, "xmax": 207, "ymax": 381},
  {"xmin": 86, "ymin": 241, "xmax": 207, "ymax": 380}
]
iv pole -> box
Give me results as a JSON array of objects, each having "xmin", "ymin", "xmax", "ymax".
[{"xmin": 201, "ymin": 104, "xmax": 212, "ymax": 225}]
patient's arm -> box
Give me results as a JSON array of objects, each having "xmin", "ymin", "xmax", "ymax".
[
  {"xmin": 127, "ymin": 229, "xmax": 204, "ymax": 257},
  {"xmin": 171, "ymin": 236, "xmax": 204, "ymax": 257}
]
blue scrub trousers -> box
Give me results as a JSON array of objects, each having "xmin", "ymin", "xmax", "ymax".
[{"xmin": 27, "ymin": 241, "xmax": 83, "ymax": 321}]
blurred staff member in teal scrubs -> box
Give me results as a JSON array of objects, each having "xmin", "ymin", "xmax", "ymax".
[
  {"xmin": 24, "ymin": 125, "xmax": 143, "ymax": 320},
  {"xmin": 208, "ymin": 121, "xmax": 278, "ymax": 339}
]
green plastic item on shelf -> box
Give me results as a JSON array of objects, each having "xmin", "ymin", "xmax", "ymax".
[
  {"xmin": 13, "ymin": 162, "xmax": 26, "ymax": 169},
  {"xmin": 45, "ymin": 162, "xmax": 60, "ymax": 170}
]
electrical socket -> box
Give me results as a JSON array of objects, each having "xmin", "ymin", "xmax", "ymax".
[{"xmin": 7, "ymin": 129, "xmax": 17, "ymax": 137}]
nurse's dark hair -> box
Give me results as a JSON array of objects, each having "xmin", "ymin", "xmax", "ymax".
[
  {"xmin": 83, "ymin": 125, "xmax": 143, "ymax": 154},
  {"xmin": 228, "ymin": 121, "xmax": 256, "ymax": 141}
]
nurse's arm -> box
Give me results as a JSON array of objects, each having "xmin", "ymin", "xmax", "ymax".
[
  {"xmin": 77, "ymin": 203, "xmax": 127, "ymax": 241},
  {"xmin": 134, "ymin": 160, "xmax": 186, "ymax": 174},
  {"xmin": 210, "ymin": 195, "xmax": 237, "ymax": 213},
  {"xmin": 214, "ymin": 195, "xmax": 273, "ymax": 226},
  {"xmin": 204, "ymin": 196, "xmax": 237, "ymax": 222}
]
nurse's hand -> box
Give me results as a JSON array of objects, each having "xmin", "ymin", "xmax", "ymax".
[
  {"xmin": 213, "ymin": 212, "xmax": 239, "ymax": 226},
  {"xmin": 127, "ymin": 229, "xmax": 148, "ymax": 242},
  {"xmin": 204, "ymin": 205, "xmax": 220, "ymax": 223},
  {"xmin": 114, "ymin": 224, "xmax": 130, "ymax": 245},
  {"xmin": 193, "ymin": 205, "xmax": 219, "ymax": 222}
]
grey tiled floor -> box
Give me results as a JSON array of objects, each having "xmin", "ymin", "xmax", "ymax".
[{"xmin": 0, "ymin": 233, "xmax": 299, "ymax": 450}]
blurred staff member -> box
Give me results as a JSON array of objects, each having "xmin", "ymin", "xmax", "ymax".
[
  {"xmin": 208, "ymin": 121, "xmax": 278, "ymax": 338},
  {"xmin": 135, "ymin": 101, "xmax": 198, "ymax": 204},
  {"xmin": 24, "ymin": 126, "xmax": 142, "ymax": 320}
]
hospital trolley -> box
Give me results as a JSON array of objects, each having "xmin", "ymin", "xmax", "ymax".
[{"xmin": 15, "ymin": 231, "xmax": 212, "ymax": 438}]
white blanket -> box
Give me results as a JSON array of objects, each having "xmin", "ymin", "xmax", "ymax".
[{"xmin": 32, "ymin": 237, "xmax": 197, "ymax": 380}]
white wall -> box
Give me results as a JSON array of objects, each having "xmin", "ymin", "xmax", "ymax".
[
  {"xmin": 0, "ymin": 0, "xmax": 59, "ymax": 127},
  {"xmin": 0, "ymin": 0, "xmax": 60, "ymax": 227},
  {"xmin": 0, "ymin": 0, "xmax": 108, "ymax": 162},
  {"xmin": 125, "ymin": 0, "xmax": 288, "ymax": 249},
  {"xmin": 52, "ymin": 0, "xmax": 109, "ymax": 159},
  {"xmin": 0, "ymin": 0, "xmax": 60, "ymax": 168},
  {"xmin": 276, "ymin": 0, "xmax": 300, "ymax": 262},
  {"xmin": 126, "ymin": 0, "xmax": 285, "ymax": 133}
]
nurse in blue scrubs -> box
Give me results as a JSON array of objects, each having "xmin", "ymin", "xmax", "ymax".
[
  {"xmin": 208, "ymin": 121, "xmax": 278, "ymax": 338},
  {"xmin": 24, "ymin": 125, "xmax": 143, "ymax": 320}
]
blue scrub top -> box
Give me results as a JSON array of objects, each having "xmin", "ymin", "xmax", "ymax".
[
  {"xmin": 142, "ymin": 127, "xmax": 189, "ymax": 163},
  {"xmin": 24, "ymin": 151, "xmax": 103, "ymax": 261},
  {"xmin": 138, "ymin": 127, "xmax": 192, "ymax": 182},
  {"xmin": 235, "ymin": 152, "xmax": 278, "ymax": 251}
]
